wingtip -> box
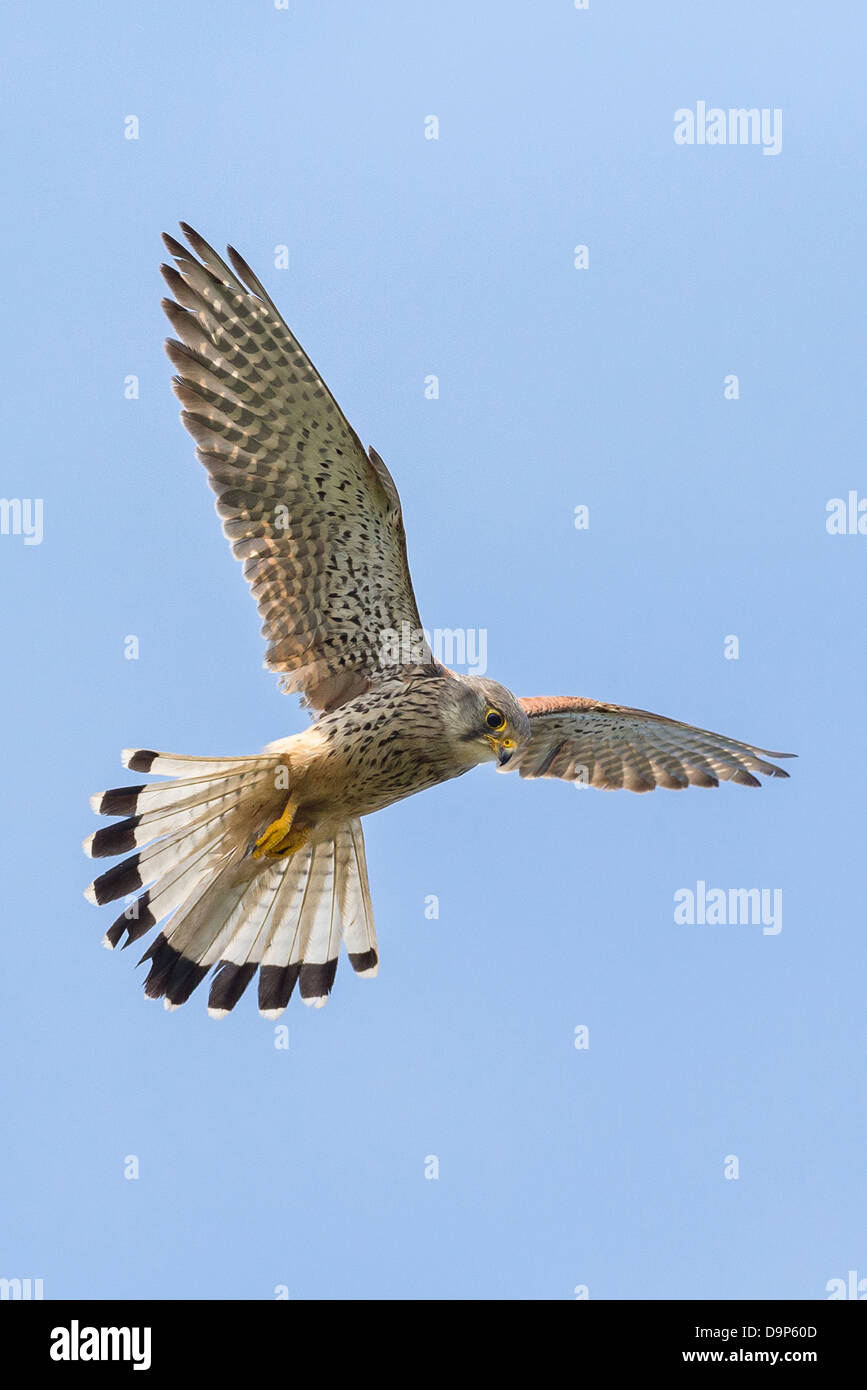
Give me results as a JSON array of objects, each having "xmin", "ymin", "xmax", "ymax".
[
  {"xmin": 226, "ymin": 243, "xmax": 247, "ymax": 272},
  {"xmin": 179, "ymin": 222, "xmax": 213, "ymax": 260}
]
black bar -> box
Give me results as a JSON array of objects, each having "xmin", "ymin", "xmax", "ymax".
[{"xmin": 4, "ymin": 1298, "xmax": 863, "ymax": 1374}]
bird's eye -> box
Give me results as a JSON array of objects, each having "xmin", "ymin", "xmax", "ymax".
[{"xmin": 485, "ymin": 709, "xmax": 506, "ymax": 732}]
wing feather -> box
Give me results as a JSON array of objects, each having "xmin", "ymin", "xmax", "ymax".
[
  {"xmin": 510, "ymin": 696, "xmax": 794, "ymax": 791},
  {"xmin": 161, "ymin": 224, "xmax": 435, "ymax": 711}
]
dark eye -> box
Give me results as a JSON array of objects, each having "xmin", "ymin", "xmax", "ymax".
[{"xmin": 485, "ymin": 708, "xmax": 506, "ymax": 732}]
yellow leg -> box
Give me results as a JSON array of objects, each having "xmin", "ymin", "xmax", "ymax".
[{"xmin": 252, "ymin": 797, "xmax": 311, "ymax": 860}]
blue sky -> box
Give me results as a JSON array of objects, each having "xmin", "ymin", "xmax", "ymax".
[{"xmin": 1, "ymin": 0, "xmax": 864, "ymax": 1300}]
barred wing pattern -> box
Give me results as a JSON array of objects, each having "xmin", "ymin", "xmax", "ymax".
[
  {"xmin": 511, "ymin": 697, "xmax": 794, "ymax": 791},
  {"xmin": 161, "ymin": 223, "xmax": 435, "ymax": 712}
]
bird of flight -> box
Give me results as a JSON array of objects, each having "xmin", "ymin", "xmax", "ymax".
[{"xmin": 84, "ymin": 224, "xmax": 793, "ymax": 1018}]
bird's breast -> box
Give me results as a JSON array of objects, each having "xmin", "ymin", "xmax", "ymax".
[{"xmin": 294, "ymin": 685, "xmax": 462, "ymax": 822}]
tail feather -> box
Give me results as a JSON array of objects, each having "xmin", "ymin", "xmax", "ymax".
[
  {"xmin": 206, "ymin": 861, "xmax": 291, "ymax": 1017},
  {"xmin": 85, "ymin": 801, "xmax": 240, "ymax": 906},
  {"xmin": 85, "ymin": 789, "xmax": 250, "ymax": 860},
  {"xmin": 259, "ymin": 845, "xmax": 315, "ymax": 968},
  {"xmin": 86, "ymin": 749, "xmax": 379, "ymax": 1017},
  {"xmin": 121, "ymin": 748, "xmax": 263, "ymax": 776},
  {"xmin": 144, "ymin": 850, "xmax": 252, "ymax": 969},
  {"xmin": 144, "ymin": 855, "xmax": 265, "ymax": 1011},
  {"xmin": 103, "ymin": 832, "xmax": 232, "ymax": 950},
  {"xmin": 341, "ymin": 821, "xmax": 379, "ymax": 976},
  {"xmin": 91, "ymin": 768, "xmax": 255, "ymax": 820},
  {"xmin": 295, "ymin": 840, "xmax": 341, "ymax": 1006},
  {"xmin": 257, "ymin": 846, "xmax": 318, "ymax": 1016}
]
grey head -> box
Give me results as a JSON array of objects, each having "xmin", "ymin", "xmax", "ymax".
[{"xmin": 439, "ymin": 673, "xmax": 532, "ymax": 769}]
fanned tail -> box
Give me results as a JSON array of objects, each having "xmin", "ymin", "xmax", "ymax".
[{"xmin": 84, "ymin": 750, "xmax": 378, "ymax": 1017}]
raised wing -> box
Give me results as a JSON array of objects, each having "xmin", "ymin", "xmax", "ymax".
[
  {"xmin": 509, "ymin": 696, "xmax": 794, "ymax": 791},
  {"xmin": 160, "ymin": 223, "xmax": 435, "ymax": 712}
]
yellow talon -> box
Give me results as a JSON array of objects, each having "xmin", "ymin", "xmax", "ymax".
[
  {"xmin": 268, "ymin": 825, "xmax": 311, "ymax": 859},
  {"xmin": 252, "ymin": 797, "xmax": 310, "ymax": 860}
]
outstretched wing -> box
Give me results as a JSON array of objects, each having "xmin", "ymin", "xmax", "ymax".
[
  {"xmin": 508, "ymin": 696, "xmax": 794, "ymax": 791},
  {"xmin": 160, "ymin": 223, "xmax": 435, "ymax": 712}
]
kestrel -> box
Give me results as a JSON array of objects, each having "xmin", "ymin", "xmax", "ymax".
[{"xmin": 84, "ymin": 224, "xmax": 793, "ymax": 1018}]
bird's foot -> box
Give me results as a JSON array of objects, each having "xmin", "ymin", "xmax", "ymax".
[
  {"xmin": 258, "ymin": 825, "xmax": 311, "ymax": 860},
  {"xmin": 252, "ymin": 798, "xmax": 310, "ymax": 860}
]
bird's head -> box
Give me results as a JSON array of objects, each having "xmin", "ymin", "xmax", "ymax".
[{"xmin": 441, "ymin": 675, "xmax": 531, "ymax": 768}]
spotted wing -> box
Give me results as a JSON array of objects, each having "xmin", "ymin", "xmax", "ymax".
[
  {"xmin": 508, "ymin": 696, "xmax": 794, "ymax": 791},
  {"xmin": 160, "ymin": 223, "xmax": 435, "ymax": 712}
]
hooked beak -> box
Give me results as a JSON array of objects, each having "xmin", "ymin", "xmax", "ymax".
[{"xmin": 486, "ymin": 736, "xmax": 516, "ymax": 766}]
